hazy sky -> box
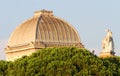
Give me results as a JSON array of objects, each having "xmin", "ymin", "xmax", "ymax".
[{"xmin": 0, "ymin": 0, "xmax": 120, "ymax": 60}]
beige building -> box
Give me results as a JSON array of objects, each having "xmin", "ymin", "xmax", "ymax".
[{"xmin": 5, "ymin": 10, "xmax": 84, "ymax": 61}]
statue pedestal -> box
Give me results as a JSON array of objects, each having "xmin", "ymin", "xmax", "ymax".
[{"xmin": 99, "ymin": 51, "xmax": 115, "ymax": 58}]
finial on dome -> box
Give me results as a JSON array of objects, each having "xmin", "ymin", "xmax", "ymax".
[{"xmin": 34, "ymin": 9, "xmax": 53, "ymax": 16}]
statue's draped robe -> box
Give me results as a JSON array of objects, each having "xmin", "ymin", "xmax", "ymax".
[{"xmin": 102, "ymin": 30, "xmax": 114, "ymax": 52}]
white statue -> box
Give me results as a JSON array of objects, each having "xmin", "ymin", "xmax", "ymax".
[{"xmin": 102, "ymin": 29, "xmax": 114, "ymax": 52}]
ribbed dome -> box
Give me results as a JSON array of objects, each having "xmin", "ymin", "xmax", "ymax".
[
  {"xmin": 5, "ymin": 10, "xmax": 84, "ymax": 61},
  {"xmin": 7, "ymin": 10, "xmax": 83, "ymax": 48}
]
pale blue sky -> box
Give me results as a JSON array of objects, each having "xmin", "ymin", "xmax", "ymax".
[{"xmin": 0, "ymin": 0, "xmax": 120, "ymax": 60}]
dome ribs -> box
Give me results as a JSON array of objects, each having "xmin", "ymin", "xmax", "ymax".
[
  {"xmin": 55, "ymin": 18, "xmax": 67, "ymax": 43},
  {"xmin": 36, "ymin": 16, "xmax": 42, "ymax": 41},
  {"xmin": 48, "ymin": 16, "xmax": 62, "ymax": 42},
  {"xmin": 45, "ymin": 16, "xmax": 53, "ymax": 42}
]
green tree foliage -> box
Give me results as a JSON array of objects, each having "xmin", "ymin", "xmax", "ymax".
[
  {"xmin": 0, "ymin": 47, "xmax": 120, "ymax": 76},
  {"xmin": 0, "ymin": 60, "xmax": 8, "ymax": 76}
]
